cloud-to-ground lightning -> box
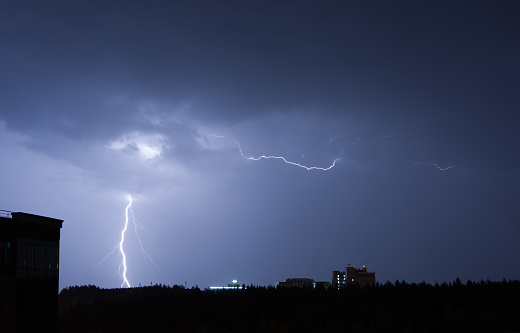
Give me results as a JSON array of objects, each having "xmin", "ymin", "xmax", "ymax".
[
  {"xmin": 412, "ymin": 161, "xmax": 453, "ymax": 171},
  {"xmin": 207, "ymin": 135, "xmax": 339, "ymax": 171},
  {"xmin": 100, "ymin": 195, "xmax": 156, "ymax": 288},
  {"xmin": 119, "ymin": 196, "xmax": 132, "ymax": 288}
]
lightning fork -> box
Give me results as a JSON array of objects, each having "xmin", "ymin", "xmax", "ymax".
[
  {"xmin": 99, "ymin": 195, "xmax": 156, "ymax": 288},
  {"xmin": 207, "ymin": 135, "xmax": 339, "ymax": 171},
  {"xmin": 118, "ymin": 195, "xmax": 132, "ymax": 288}
]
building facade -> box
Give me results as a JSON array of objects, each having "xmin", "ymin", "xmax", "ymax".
[
  {"xmin": 278, "ymin": 278, "xmax": 330, "ymax": 290},
  {"xmin": 346, "ymin": 265, "xmax": 376, "ymax": 287},
  {"xmin": 278, "ymin": 278, "xmax": 314, "ymax": 289},
  {"xmin": 332, "ymin": 270, "xmax": 346, "ymax": 290},
  {"xmin": 0, "ymin": 211, "xmax": 63, "ymax": 333},
  {"xmin": 332, "ymin": 265, "xmax": 376, "ymax": 288}
]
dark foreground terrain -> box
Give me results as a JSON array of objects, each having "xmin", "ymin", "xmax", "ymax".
[{"xmin": 59, "ymin": 279, "xmax": 520, "ymax": 332}]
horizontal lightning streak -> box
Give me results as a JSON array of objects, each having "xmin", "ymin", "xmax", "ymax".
[
  {"xmin": 356, "ymin": 134, "xmax": 400, "ymax": 143},
  {"xmin": 412, "ymin": 161, "xmax": 453, "ymax": 171},
  {"xmin": 207, "ymin": 135, "xmax": 338, "ymax": 171}
]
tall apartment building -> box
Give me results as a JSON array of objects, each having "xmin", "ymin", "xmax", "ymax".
[
  {"xmin": 332, "ymin": 270, "xmax": 346, "ymax": 290},
  {"xmin": 0, "ymin": 211, "xmax": 63, "ymax": 333}
]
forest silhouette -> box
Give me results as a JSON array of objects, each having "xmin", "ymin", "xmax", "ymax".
[{"xmin": 58, "ymin": 279, "xmax": 520, "ymax": 332}]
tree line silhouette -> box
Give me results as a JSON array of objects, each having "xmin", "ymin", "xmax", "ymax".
[{"xmin": 58, "ymin": 279, "xmax": 520, "ymax": 332}]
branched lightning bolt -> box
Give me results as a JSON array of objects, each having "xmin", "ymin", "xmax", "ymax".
[
  {"xmin": 119, "ymin": 196, "xmax": 132, "ymax": 288},
  {"xmin": 207, "ymin": 135, "xmax": 339, "ymax": 171},
  {"xmin": 128, "ymin": 205, "xmax": 157, "ymax": 267},
  {"xmin": 412, "ymin": 161, "xmax": 453, "ymax": 171},
  {"xmin": 99, "ymin": 195, "xmax": 156, "ymax": 288}
]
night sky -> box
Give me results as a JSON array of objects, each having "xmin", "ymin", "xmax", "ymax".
[{"xmin": 1, "ymin": 1, "xmax": 518, "ymax": 290}]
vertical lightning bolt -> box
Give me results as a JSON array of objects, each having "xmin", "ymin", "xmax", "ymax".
[
  {"xmin": 119, "ymin": 195, "xmax": 132, "ymax": 288},
  {"xmin": 100, "ymin": 195, "xmax": 156, "ymax": 288},
  {"xmin": 207, "ymin": 135, "xmax": 339, "ymax": 171}
]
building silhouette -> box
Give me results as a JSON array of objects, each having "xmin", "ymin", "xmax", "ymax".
[
  {"xmin": 0, "ymin": 211, "xmax": 63, "ymax": 333},
  {"xmin": 278, "ymin": 278, "xmax": 330, "ymax": 290},
  {"xmin": 333, "ymin": 265, "xmax": 376, "ymax": 288},
  {"xmin": 278, "ymin": 278, "xmax": 314, "ymax": 289}
]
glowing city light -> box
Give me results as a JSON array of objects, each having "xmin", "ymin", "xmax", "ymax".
[
  {"xmin": 209, "ymin": 279, "xmax": 243, "ymax": 290},
  {"xmin": 412, "ymin": 161, "xmax": 453, "ymax": 171},
  {"xmin": 207, "ymin": 135, "xmax": 339, "ymax": 171}
]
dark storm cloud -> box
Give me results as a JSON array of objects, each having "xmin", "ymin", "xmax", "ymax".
[
  {"xmin": 1, "ymin": 0, "xmax": 516, "ymax": 175},
  {"xmin": 2, "ymin": 1, "xmax": 516, "ymax": 127},
  {"xmin": 1, "ymin": 1, "xmax": 519, "ymax": 288}
]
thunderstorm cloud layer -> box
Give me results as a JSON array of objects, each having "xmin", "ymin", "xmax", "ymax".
[{"xmin": 0, "ymin": 1, "xmax": 518, "ymax": 289}]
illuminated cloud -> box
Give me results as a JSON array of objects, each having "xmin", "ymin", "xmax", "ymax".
[{"xmin": 108, "ymin": 132, "xmax": 168, "ymax": 160}]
